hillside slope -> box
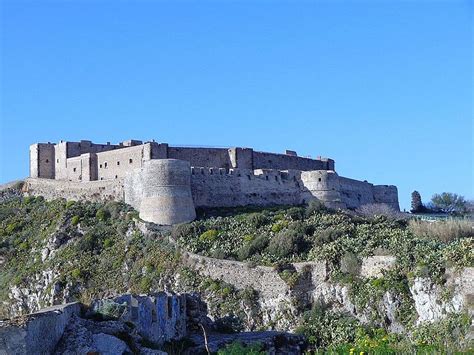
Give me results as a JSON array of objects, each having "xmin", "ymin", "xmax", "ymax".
[{"xmin": 0, "ymin": 187, "xmax": 473, "ymax": 353}]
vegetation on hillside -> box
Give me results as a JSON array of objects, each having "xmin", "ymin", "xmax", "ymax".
[
  {"xmin": 0, "ymin": 192, "xmax": 473, "ymax": 352},
  {"xmin": 174, "ymin": 201, "xmax": 473, "ymax": 280}
]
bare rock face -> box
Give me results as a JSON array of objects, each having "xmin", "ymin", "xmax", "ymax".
[{"xmin": 90, "ymin": 293, "xmax": 187, "ymax": 345}]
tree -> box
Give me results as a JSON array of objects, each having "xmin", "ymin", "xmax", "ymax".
[
  {"xmin": 430, "ymin": 193, "xmax": 467, "ymax": 215},
  {"xmin": 410, "ymin": 191, "xmax": 423, "ymax": 213}
]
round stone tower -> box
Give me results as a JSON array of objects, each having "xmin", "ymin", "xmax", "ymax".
[
  {"xmin": 300, "ymin": 170, "xmax": 346, "ymax": 209},
  {"xmin": 138, "ymin": 159, "xmax": 196, "ymax": 225}
]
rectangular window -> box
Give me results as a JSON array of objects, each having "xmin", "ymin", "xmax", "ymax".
[
  {"xmin": 104, "ymin": 162, "xmax": 108, "ymax": 168},
  {"xmin": 117, "ymin": 161, "xmax": 120, "ymax": 166},
  {"xmin": 73, "ymin": 168, "xmax": 76, "ymax": 172},
  {"xmin": 100, "ymin": 164, "xmax": 102, "ymax": 168},
  {"xmin": 129, "ymin": 158, "xmax": 133, "ymax": 164}
]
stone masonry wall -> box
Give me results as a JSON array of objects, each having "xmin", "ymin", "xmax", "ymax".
[
  {"xmin": 252, "ymin": 151, "xmax": 329, "ymax": 171},
  {"xmin": 167, "ymin": 147, "xmax": 233, "ymax": 169},
  {"xmin": 191, "ymin": 168, "xmax": 302, "ymax": 208},
  {"xmin": 24, "ymin": 178, "xmax": 124, "ymax": 202}
]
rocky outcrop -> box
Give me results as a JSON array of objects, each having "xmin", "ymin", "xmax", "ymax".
[{"xmin": 1, "ymin": 293, "xmax": 305, "ymax": 354}]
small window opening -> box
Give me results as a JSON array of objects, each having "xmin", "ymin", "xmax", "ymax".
[
  {"xmin": 318, "ymin": 178, "xmax": 322, "ymax": 182},
  {"xmin": 265, "ymin": 175, "xmax": 269, "ymax": 181},
  {"xmin": 100, "ymin": 177, "xmax": 104, "ymax": 180},
  {"xmin": 129, "ymin": 158, "xmax": 133, "ymax": 164},
  {"xmin": 57, "ymin": 159, "xmax": 59, "ymax": 163},
  {"xmin": 115, "ymin": 175, "xmax": 118, "ymax": 179},
  {"xmin": 247, "ymin": 175, "xmax": 251, "ymax": 180},
  {"xmin": 73, "ymin": 168, "xmax": 76, "ymax": 172},
  {"xmin": 100, "ymin": 164, "xmax": 102, "ymax": 168},
  {"xmin": 275, "ymin": 176, "xmax": 278, "ymax": 181},
  {"xmin": 104, "ymin": 162, "xmax": 108, "ymax": 168},
  {"xmin": 45, "ymin": 159, "xmax": 49, "ymax": 163},
  {"xmin": 117, "ymin": 161, "xmax": 120, "ymax": 166}
]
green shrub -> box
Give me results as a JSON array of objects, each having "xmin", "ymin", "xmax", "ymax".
[
  {"xmin": 71, "ymin": 215, "xmax": 80, "ymax": 226},
  {"xmin": 6, "ymin": 222, "xmax": 21, "ymax": 234},
  {"xmin": 199, "ymin": 229, "xmax": 219, "ymax": 243},
  {"xmin": 296, "ymin": 305, "xmax": 359, "ymax": 348},
  {"xmin": 271, "ymin": 220, "xmax": 288, "ymax": 233},
  {"xmin": 96, "ymin": 208, "xmax": 110, "ymax": 221},
  {"xmin": 340, "ymin": 252, "xmax": 361, "ymax": 276},
  {"xmin": 267, "ymin": 230, "xmax": 306, "ymax": 258},
  {"xmin": 286, "ymin": 207, "xmax": 305, "ymax": 221},
  {"xmin": 94, "ymin": 299, "xmax": 127, "ymax": 320},
  {"xmin": 172, "ymin": 223, "xmax": 197, "ymax": 240},
  {"xmin": 70, "ymin": 268, "xmax": 82, "ymax": 279},
  {"xmin": 306, "ymin": 198, "xmax": 325, "ymax": 216},
  {"xmin": 66, "ymin": 200, "xmax": 76, "ymax": 209},
  {"xmin": 217, "ymin": 341, "xmax": 265, "ymax": 355},
  {"xmin": 245, "ymin": 213, "xmax": 269, "ymax": 228},
  {"xmin": 237, "ymin": 235, "xmax": 269, "ymax": 261}
]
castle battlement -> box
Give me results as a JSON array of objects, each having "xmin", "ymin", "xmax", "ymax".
[{"xmin": 27, "ymin": 140, "xmax": 398, "ymax": 225}]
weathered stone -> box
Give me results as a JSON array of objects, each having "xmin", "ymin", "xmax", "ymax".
[{"xmin": 0, "ymin": 303, "xmax": 80, "ymax": 355}]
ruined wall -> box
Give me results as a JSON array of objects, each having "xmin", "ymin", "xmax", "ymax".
[
  {"xmin": 29, "ymin": 143, "xmax": 55, "ymax": 179},
  {"xmin": 0, "ymin": 303, "xmax": 81, "ymax": 355},
  {"xmin": 24, "ymin": 178, "xmax": 124, "ymax": 202},
  {"xmin": 167, "ymin": 147, "xmax": 233, "ymax": 169},
  {"xmin": 252, "ymin": 151, "xmax": 330, "ymax": 171},
  {"xmin": 191, "ymin": 168, "xmax": 302, "ymax": 208}
]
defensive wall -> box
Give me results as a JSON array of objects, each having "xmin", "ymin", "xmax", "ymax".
[{"xmin": 27, "ymin": 139, "xmax": 399, "ymax": 225}]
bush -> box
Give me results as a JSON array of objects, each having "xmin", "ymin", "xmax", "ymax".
[
  {"xmin": 94, "ymin": 299, "xmax": 127, "ymax": 320},
  {"xmin": 237, "ymin": 234, "xmax": 269, "ymax": 261},
  {"xmin": 267, "ymin": 230, "xmax": 307, "ymax": 258},
  {"xmin": 306, "ymin": 198, "xmax": 325, "ymax": 216},
  {"xmin": 271, "ymin": 220, "xmax": 289, "ymax": 233},
  {"xmin": 66, "ymin": 200, "xmax": 76, "ymax": 209},
  {"xmin": 356, "ymin": 204, "xmax": 405, "ymax": 220},
  {"xmin": 172, "ymin": 223, "xmax": 198, "ymax": 240},
  {"xmin": 408, "ymin": 219, "xmax": 474, "ymax": 242},
  {"xmin": 340, "ymin": 252, "xmax": 361, "ymax": 275},
  {"xmin": 199, "ymin": 229, "xmax": 219, "ymax": 243},
  {"xmin": 286, "ymin": 207, "xmax": 305, "ymax": 221},
  {"xmin": 245, "ymin": 213, "xmax": 269, "ymax": 228},
  {"xmin": 217, "ymin": 341, "xmax": 265, "ymax": 355},
  {"xmin": 96, "ymin": 208, "xmax": 110, "ymax": 221},
  {"xmin": 71, "ymin": 215, "xmax": 80, "ymax": 226},
  {"xmin": 296, "ymin": 305, "xmax": 359, "ymax": 348}
]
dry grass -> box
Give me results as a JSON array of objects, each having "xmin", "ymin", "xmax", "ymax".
[{"xmin": 408, "ymin": 219, "xmax": 474, "ymax": 242}]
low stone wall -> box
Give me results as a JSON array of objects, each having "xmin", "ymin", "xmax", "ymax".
[
  {"xmin": 24, "ymin": 178, "xmax": 124, "ymax": 202},
  {"xmin": 0, "ymin": 302, "xmax": 80, "ymax": 355}
]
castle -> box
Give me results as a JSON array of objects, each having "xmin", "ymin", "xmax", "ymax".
[{"xmin": 27, "ymin": 139, "xmax": 399, "ymax": 224}]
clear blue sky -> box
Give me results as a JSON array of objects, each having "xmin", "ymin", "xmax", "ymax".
[{"xmin": 1, "ymin": 0, "xmax": 472, "ymax": 210}]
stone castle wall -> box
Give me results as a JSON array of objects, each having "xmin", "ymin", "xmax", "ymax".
[{"xmin": 27, "ymin": 139, "xmax": 399, "ymax": 225}]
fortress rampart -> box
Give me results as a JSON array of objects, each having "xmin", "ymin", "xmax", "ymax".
[{"xmin": 27, "ymin": 139, "xmax": 399, "ymax": 224}]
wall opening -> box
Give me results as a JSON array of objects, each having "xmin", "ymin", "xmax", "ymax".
[
  {"xmin": 104, "ymin": 162, "xmax": 108, "ymax": 168},
  {"xmin": 45, "ymin": 159, "xmax": 49, "ymax": 163},
  {"xmin": 129, "ymin": 158, "xmax": 133, "ymax": 164},
  {"xmin": 117, "ymin": 161, "xmax": 120, "ymax": 166},
  {"xmin": 73, "ymin": 168, "xmax": 76, "ymax": 172},
  {"xmin": 318, "ymin": 178, "xmax": 322, "ymax": 182}
]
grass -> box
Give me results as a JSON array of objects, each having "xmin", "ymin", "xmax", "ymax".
[{"xmin": 408, "ymin": 219, "xmax": 474, "ymax": 242}]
